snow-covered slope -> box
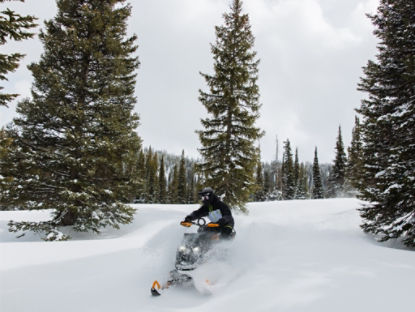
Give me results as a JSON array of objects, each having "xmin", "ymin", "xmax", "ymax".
[{"xmin": 1, "ymin": 199, "xmax": 414, "ymax": 312}]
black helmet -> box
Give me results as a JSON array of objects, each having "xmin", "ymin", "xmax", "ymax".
[
  {"xmin": 198, "ymin": 187, "xmax": 214, "ymax": 196},
  {"xmin": 198, "ymin": 187, "xmax": 214, "ymax": 202}
]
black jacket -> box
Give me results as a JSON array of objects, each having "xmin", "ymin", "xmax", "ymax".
[{"xmin": 186, "ymin": 194, "xmax": 234, "ymax": 227}]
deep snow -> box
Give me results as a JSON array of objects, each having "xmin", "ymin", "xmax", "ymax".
[{"xmin": 1, "ymin": 198, "xmax": 414, "ymax": 312}]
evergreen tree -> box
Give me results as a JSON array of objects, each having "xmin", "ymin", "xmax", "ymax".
[
  {"xmin": 274, "ymin": 161, "xmax": 283, "ymax": 194},
  {"xmin": 254, "ymin": 160, "xmax": 265, "ymax": 201},
  {"xmin": 193, "ymin": 169, "xmax": 203, "ymax": 203},
  {"xmin": 177, "ymin": 150, "xmax": 187, "ymax": 203},
  {"xmin": 158, "ymin": 155, "xmax": 167, "ymax": 203},
  {"xmin": 281, "ymin": 139, "xmax": 295, "ymax": 199},
  {"xmin": 0, "ymin": 128, "xmax": 11, "ymax": 209},
  {"xmin": 346, "ymin": 116, "xmax": 364, "ymax": 190},
  {"xmin": 169, "ymin": 164, "xmax": 179, "ymax": 203},
  {"xmin": 0, "ymin": 0, "xmax": 37, "ymax": 106},
  {"xmin": 293, "ymin": 148, "xmax": 300, "ymax": 198},
  {"xmin": 144, "ymin": 148, "xmax": 156, "ymax": 202},
  {"xmin": 197, "ymin": 0, "xmax": 263, "ymax": 212},
  {"xmin": 187, "ymin": 168, "xmax": 196, "ymax": 204},
  {"xmin": 0, "ymin": 129, "xmax": 6, "ymax": 161},
  {"xmin": 135, "ymin": 149, "xmax": 145, "ymax": 202},
  {"xmin": 357, "ymin": 0, "xmax": 415, "ymax": 247},
  {"xmin": 151, "ymin": 152, "xmax": 159, "ymax": 202},
  {"xmin": 263, "ymin": 169, "xmax": 271, "ymax": 197},
  {"xmin": 328, "ymin": 126, "xmax": 347, "ymax": 197},
  {"xmin": 312, "ymin": 147, "xmax": 324, "ymax": 199},
  {"xmin": 0, "ymin": 0, "xmax": 141, "ymax": 240},
  {"xmin": 297, "ymin": 163, "xmax": 309, "ymax": 199}
]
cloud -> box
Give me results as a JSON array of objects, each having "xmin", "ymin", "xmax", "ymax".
[
  {"xmin": 242, "ymin": 0, "xmax": 379, "ymax": 163},
  {"xmin": 1, "ymin": 0, "xmax": 380, "ymax": 164}
]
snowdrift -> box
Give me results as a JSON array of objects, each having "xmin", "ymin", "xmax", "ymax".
[{"xmin": 1, "ymin": 198, "xmax": 414, "ymax": 312}]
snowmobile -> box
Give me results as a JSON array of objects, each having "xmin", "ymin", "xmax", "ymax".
[{"xmin": 150, "ymin": 218, "xmax": 235, "ymax": 296}]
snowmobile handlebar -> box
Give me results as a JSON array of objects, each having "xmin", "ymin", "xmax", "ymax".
[{"xmin": 180, "ymin": 218, "xmax": 219, "ymax": 228}]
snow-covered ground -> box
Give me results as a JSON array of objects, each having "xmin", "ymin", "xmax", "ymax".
[{"xmin": 1, "ymin": 198, "xmax": 414, "ymax": 312}]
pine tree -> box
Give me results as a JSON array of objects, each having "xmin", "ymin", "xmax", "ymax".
[
  {"xmin": 0, "ymin": 0, "xmax": 141, "ymax": 240},
  {"xmin": 297, "ymin": 163, "xmax": 309, "ymax": 199},
  {"xmin": 169, "ymin": 164, "xmax": 179, "ymax": 203},
  {"xmin": 312, "ymin": 147, "xmax": 324, "ymax": 199},
  {"xmin": 357, "ymin": 0, "xmax": 415, "ymax": 247},
  {"xmin": 281, "ymin": 139, "xmax": 295, "ymax": 199},
  {"xmin": 144, "ymin": 148, "xmax": 156, "ymax": 202},
  {"xmin": 0, "ymin": 0, "xmax": 37, "ymax": 106},
  {"xmin": 328, "ymin": 126, "xmax": 347, "ymax": 197},
  {"xmin": 197, "ymin": 0, "xmax": 263, "ymax": 212},
  {"xmin": 151, "ymin": 152, "xmax": 159, "ymax": 202},
  {"xmin": 254, "ymin": 160, "xmax": 265, "ymax": 201},
  {"xmin": 177, "ymin": 150, "xmax": 187, "ymax": 203},
  {"xmin": 263, "ymin": 169, "xmax": 271, "ymax": 197},
  {"xmin": 135, "ymin": 149, "xmax": 146, "ymax": 202},
  {"xmin": 274, "ymin": 161, "xmax": 283, "ymax": 194},
  {"xmin": 158, "ymin": 155, "xmax": 167, "ymax": 203},
  {"xmin": 293, "ymin": 148, "xmax": 300, "ymax": 198},
  {"xmin": 193, "ymin": 168, "xmax": 203, "ymax": 203},
  {"xmin": 0, "ymin": 128, "xmax": 11, "ymax": 209},
  {"xmin": 346, "ymin": 116, "xmax": 364, "ymax": 190},
  {"xmin": 186, "ymin": 168, "xmax": 197, "ymax": 204}
]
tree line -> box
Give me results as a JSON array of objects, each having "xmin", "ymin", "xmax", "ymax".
[
  {"xmin": 239, "ymin": 120, "xmax": 363, "ymax": 202},
  {"xmin": 135, "ymin": 118, "xmax": 364, "ymax": 205}
]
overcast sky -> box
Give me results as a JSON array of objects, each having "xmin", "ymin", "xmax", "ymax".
[{"xmin": 1, "ymin": 0, "xmax": 380, "ymax": 163}]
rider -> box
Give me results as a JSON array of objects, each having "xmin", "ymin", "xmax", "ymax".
[{"xmin": 183, "ymin": 187, "xmax": 235, "ymax": 237}]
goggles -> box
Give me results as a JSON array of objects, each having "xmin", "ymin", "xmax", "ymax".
[{"xmin": 200, "ymin": 194, "xmax": 210, "ymax": 201}]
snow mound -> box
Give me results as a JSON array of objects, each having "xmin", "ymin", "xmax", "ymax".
[{"xmin": 1, "ymin": 199, "xmax": 414, "ymax": 312}]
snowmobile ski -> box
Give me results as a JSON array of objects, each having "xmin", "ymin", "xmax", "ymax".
[{"xmin": 151, "ymin": 280, "xmax": 163, "ymax": 296}]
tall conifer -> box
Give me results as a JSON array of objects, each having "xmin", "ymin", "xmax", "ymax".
[
  {"xmin": 328, "ymin": 126, "xmax": 347, "ymax": 197},
  {"xmin": 177, "ymin": 150, "xmax": 187, "ymax": 203},
  {"xmin": 357, "ymin": 0, "xmax": 415, "ymax": 246},
  {"xmin": 293, "ymin": 148, "xmax": 300, "ymax": 198},
  {"xmin": 346, "ymin": 116, "xmax": 364, "ymax": 190},
  {"xmin": 135, "ymin": 149, "xmax": 146, "ymax": 201},
  {"xmin": 144, "ymin": 148, "xmax": 156, "ymax": 202},
  {"xmin": 282, "ymin": 139, "xmax": 295, "ymax": 199},
  {"xmin": 187, "ymin": 167, "xmax": 197, "ymax": 204},
  {"xmin": 312, "ymin": 147, "xmax": 324, "ymax": 199},
  {"xmin": 297, "ymin": 163, "xmax": 309, "ymax": 199},
  {"xmin": 263, "ymin": 169, "xmax": 271, "ymax": 196},
  {"xmin": 169, "ymin": 164, "xmax": 179, "ymax": 203},
  {"xmin": 254, "ymin": 160, "xmax": 265, "ymax": 201},
  {"xmin": 197, "ymin": 0, "xmax": 263, "ymax": 211},
  {"xmin": 1, "ymin": 0, "xmax": 141, "ymax": 240},
  {"xmin": 151, "ymin": 153, "xmax": 159, "ymax": 202},
  {"xmin": 158, "ymin": 155, "xmax": 167, "ymax": 203}
]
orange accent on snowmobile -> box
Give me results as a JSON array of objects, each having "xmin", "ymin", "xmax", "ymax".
[
  {"xmin": 180, "ymin": 221, "xmax": 192, "ymax": 227},
  {"xmin": 207, "ymin": 223, "xmax": 219, "ymax": 227},
  {"xmin": 152, "ymin": 280, "xmax": 161, "ymax": 290}
]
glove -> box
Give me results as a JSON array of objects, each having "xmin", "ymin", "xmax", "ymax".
[
  {"xmin": 217, "ymin": 218, "xmax": 226, "ymax": 227},
  {"xmin": 184, "ymin": 216, "xmax": 192, "ymax": 223}
]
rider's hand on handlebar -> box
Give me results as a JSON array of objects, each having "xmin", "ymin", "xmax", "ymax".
[
  {"xmin": 180, "ymin": 218, "xmax": 208, "ymax": 227},
  {"xmin": 180, "ymin": 220, "xmax": 192, "ymax": 227}
]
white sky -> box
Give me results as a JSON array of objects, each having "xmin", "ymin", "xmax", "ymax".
[{"xmin": 0, "ymin": 0, "xmax": 379, "ymax": 163}]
